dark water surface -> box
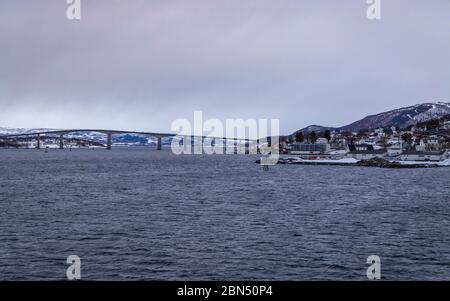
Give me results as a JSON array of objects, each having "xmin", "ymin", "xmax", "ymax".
[{"xmin": 1, "ymin": 148, "xmax": 449, "ymax": 280}]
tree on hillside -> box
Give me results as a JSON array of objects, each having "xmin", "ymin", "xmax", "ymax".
[
  {"xmin": 309, "ymin": 131, "xmax": 317, "ymax": 144},
  {"xmin": 295, "ymin": 131, "xmax": 304, "ymax": 143},
  {"xmin": 357, "ymin": 128, "xmax": 369, "ymax": 139},
  {"xmin": 340, "ymin": 131, "xmax": 352, "ymax": 139},
  {"xmin": 401, "ymin": 132, "xmax": 413, "ymax": 144},
  {"xmin": 383, "ymin": 127, "xmax": 393, "ymax": 136},
  {"xmin": 380, "ymin": 136, "xmax": 389, "ymax": 148},
  {"xmin": 285, "ymin": 136, "xmax": 293, "ymax": 144},
  {"xmin": 323, "ymin": 130, "xmax": 331, "ymax": 142}
]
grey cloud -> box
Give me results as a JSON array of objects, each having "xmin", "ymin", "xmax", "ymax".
[{"xmin": 1, "ymin": 0, "xmax": 450, "ymax": 133}]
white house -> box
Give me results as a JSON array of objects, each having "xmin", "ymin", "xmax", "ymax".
[
  {"xmin": 391, "ymin": 126, "xmax": 398, "ymax": 135},
  {"xmin": 315, "ymin": 137, "xmax": 329, "ymax": 144},
  {"xmin": 387, "ymin": 143, "xmax": 403, "ymax": 157},
  {"xmin": 374, "ymin": 128, "xmax": 384, "ymax": 135},
  {"xmin": 418, "ymin": 136, "xmax": 442, "ymax": 152},
  {"xmin": 329, "ymin": 150, "xmax": 348, "ymax": 160},
  {"xmin": 443, "ymin": 121, "xmax": 450, "ymax": 130},
  {"xmin": 423, "ymin": 136, "xmax": 440, "ymax": 145}
]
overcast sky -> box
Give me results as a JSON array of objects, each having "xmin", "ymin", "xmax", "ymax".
[{"xmin": 1, "ymin": 0, "xmax": 450, "ymax": 134}]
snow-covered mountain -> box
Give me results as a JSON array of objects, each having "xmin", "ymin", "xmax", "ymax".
[
  {"xmin": 341, "ymin": 102, "xmax": 450, "ymax": 132},
  {"xmin": 2, "ymin": 102, "xmax": 450, "ymax": 141},
  {"xmin": 0, "ymin": 127, "xmax": 54, "ymax": 135},
  {"xmin": 295, "ymin": 102, "xmax": 450, "ymax": 134}
]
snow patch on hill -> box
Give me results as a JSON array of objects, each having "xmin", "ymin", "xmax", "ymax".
[{"xmin": 296, "ymin": 101, "xmax": 450, "ymax": 134}]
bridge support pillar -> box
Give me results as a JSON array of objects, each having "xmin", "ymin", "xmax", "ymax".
[
  {"xmin": 157, "ymin": 136, "xmax": 162, "ymax": 150},
  {"xmin": 36, "ymin": 134, "xmax": 41, "ymax": 149},
  {"xmin": 190, "ymin": 136, "xmax": 195, "ymax": 153},
  {"xmin": 223, "ymin": 138, "xmax": 227, "ymax": 154},
  {"xmin": 183, "ymin": 136, "xmax": 189, "ymax": 152},
  {"xmin": 59, "ymin": 134, "xmax": 64, "ymax": 149},
  {"xmin": 192, "ymin": 136, "xmax": 200, "ymax": 154},
  {"xmin": 106, "ymin": 133, "xmax": 112, "ymax": 150}
]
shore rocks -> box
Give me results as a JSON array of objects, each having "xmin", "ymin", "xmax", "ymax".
[
  {"xmin": 356, "ymin": 157, "xmax": 398, "ymax": 167},
  {"xmin": 255, "ymin": 157, "xmax": 441, "ymax": 168},
  {"xmin": 355, "ymin": 157, "xmax": 438, "ymax": 168}
]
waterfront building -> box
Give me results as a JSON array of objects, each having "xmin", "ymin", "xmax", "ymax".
[
  {"xmin": 347, "ymin": 144, "xmax": 374, "ymax": 152},
  {"xmin": 347, "ymin": 149, "xmax": 387, "ymax": 160},
  {"xmin": 289, "ymin": 142, "xmax": 330, "ymax": 155},
  {"xmin": 399, "ymin": 150, "xmax": 448, "ymax": 162},
  {"xmin": 387, "ymin": 144, "xmax": 403, "ymax": 157}
]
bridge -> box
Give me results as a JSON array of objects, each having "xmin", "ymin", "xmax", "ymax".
[{"xmin": 0, "ymin": 129, "xmax": 257, "ymax": 151}]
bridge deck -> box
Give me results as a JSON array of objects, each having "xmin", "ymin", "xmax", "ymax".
[{"xmin": 0, "ymin": 129, "xmax": 256, "ymax": 142}]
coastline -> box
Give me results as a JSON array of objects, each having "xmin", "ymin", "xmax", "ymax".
[{"xmin": 256, "ymin": 156, "xmax": 450, "ymax": 168}]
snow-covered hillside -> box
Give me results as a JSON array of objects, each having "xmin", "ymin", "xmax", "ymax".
[
  {"xmin": 341, "ymin": 102, "xmax": 450, "ymax": 132},
  {"xmin": 296, "ymin": 101, "xmax": 450, "ymax": 134}
]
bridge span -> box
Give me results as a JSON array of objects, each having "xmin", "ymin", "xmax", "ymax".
[{"xmin": 0, "ymin": 129, "xmax": 256, "ymax": 151}]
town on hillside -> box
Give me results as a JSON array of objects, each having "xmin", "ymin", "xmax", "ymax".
[{"xmin": 280, "ymin": 114, "xmax": 450, "ymax": 163}]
